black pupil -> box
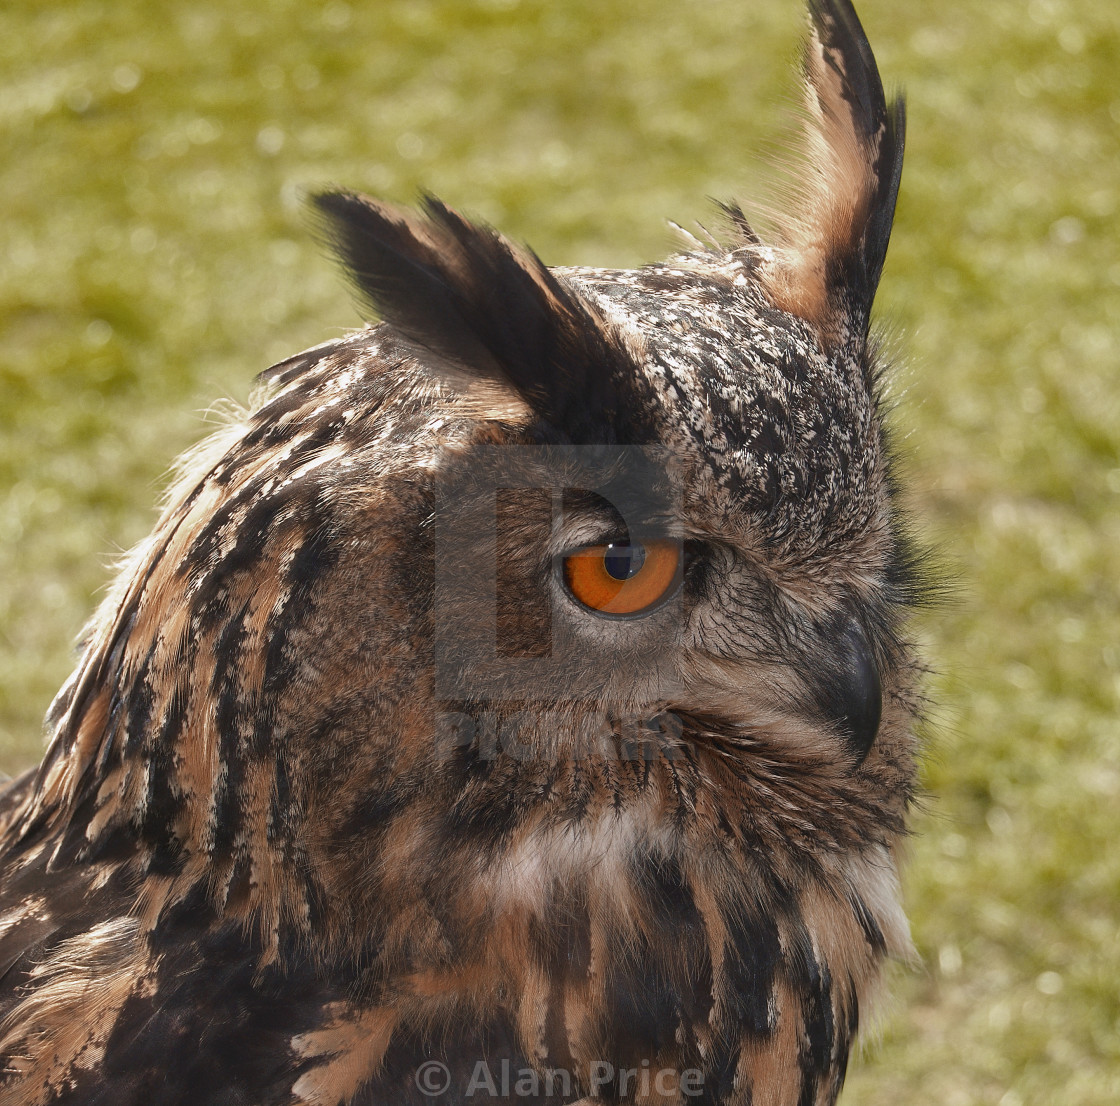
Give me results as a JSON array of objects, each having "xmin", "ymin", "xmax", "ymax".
[{"xmin": 603, "ymin": 542, "xmax": 645, "ymax": 581}]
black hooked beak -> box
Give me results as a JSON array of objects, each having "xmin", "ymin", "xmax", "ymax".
[{"xmin": 808, "ymin": 614, "xmax": 883, "ymax": 764}]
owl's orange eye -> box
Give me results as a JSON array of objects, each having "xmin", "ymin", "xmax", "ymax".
[{"xmin": 562, "ymin": 539, "xmax": 681, "ymax": 616}]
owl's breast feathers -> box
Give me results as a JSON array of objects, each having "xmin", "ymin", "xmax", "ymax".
[
  {"xmin": 1, "ymin": 743, "xmax": 913, "ymax": 1104},
  {"xmin": 0, "ymin": 2, "xmax": 922, "ymax": 1104}
]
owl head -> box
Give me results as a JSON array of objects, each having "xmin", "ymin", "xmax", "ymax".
[{"xmin": 3, "ymin": 1, "xmax": 923, "ymax": 1102}]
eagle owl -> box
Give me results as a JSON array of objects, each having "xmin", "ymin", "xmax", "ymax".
[{"xmin": 0, "ymin": 1, "xmax": 923, "ymax": 1103}]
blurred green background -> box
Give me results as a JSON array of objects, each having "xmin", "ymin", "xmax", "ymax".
[{"xmin": 1, "ymin": 0, "xmax": 1117, "ymax": 1101}]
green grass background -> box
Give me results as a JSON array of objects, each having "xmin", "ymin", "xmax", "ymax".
[{"xmin": 1, "ymin": 0, "xmax": 1117, "ymax": 1101}]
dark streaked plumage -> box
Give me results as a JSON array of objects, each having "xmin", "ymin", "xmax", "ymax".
[{"xmin": 0, "ymin": 2, "xmax": 925, "ymax": 1103}]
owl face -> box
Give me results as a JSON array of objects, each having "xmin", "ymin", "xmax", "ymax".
[
  {"xmin": 1, "ymin": 1, "xmax": 923, "ymax": 1103},
  {"xmin": 266, "ymin": 228, "xmax": 918, "ymax": 951}
]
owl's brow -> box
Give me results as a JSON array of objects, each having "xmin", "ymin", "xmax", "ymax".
[{"xmin": 558, "ymin": 489, "xmax": 681, "ymax": 543}]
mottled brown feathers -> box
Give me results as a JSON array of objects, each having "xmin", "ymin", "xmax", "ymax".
[
  {"xmin": 0, "ymin": 2, "xmax": 924, "ymax": 1104},
  {"xmin": 755, "ymin": 0, "xmax": 905, "ymax": 345},
  {"xmin": 311, "ymin": 191, "xmax": 653, "ymax": 444}
]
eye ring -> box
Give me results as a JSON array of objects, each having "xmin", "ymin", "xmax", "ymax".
[{"xmin": 561, "ymin": 538, "xmax": 682, "ymax": 617}]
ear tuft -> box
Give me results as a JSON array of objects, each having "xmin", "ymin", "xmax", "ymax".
[
  {"xmin": 311, "ymin": 191, "xmax": 644, "ymax": 442},
  {"xmin": 757, "ymin": 0, "xmax": 905, "ymax": 344}
]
